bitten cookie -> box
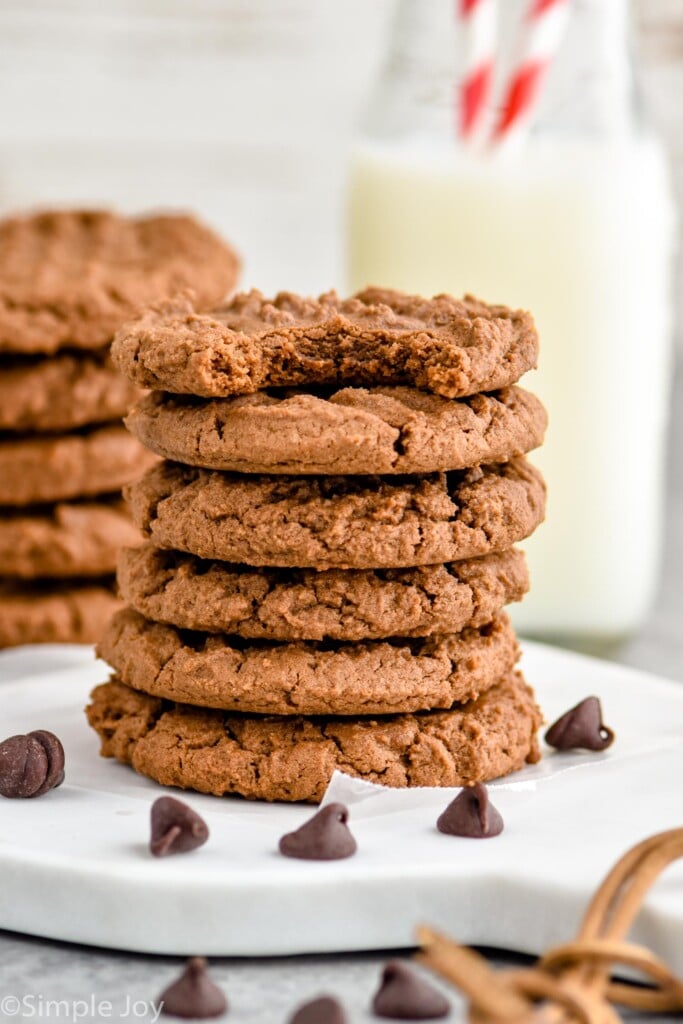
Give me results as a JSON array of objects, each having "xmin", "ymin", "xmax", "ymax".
[
  {"xmin": 86, "ymin": 672, "xmax": 542, "ymax": 802},
  {"xmin": 0, "ymin": 210, "xmax": 240, "ymax": 354},
  {"xmin": 126, "ymin": 457, "xmax": 546, "ymax": 569},
  {"xmin": 97, "ymin": 608, "xmax": 519, "ymax": 716},
  {"xmin": 0, "ymin": 581, "xmax": 121, "ymax": 648},
  {"xmin": 125, "ymin": 385, "xmax": 547, "ymax": 475},
  {"xmin": 118, "ymin": 545, "xmax": 529, "ymax": 640},
  {"xmin": 0, "ymin": 424, "xmax": 155, "ymax": 506},
  {"xmin": 0, "ymin": 351, "xmax": 139, "ymax": 433},
  {"xmin": 0, "ymin": 500, "xmax": 140, "ymax": 579},
  {"xmin": 111, "ymin": 288, "xmax": 539, "ymax": 399}
]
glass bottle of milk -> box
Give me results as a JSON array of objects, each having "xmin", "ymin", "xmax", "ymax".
[{"xmin": 347, "ymin": 0, "xmax": 677, "ymax": 652}]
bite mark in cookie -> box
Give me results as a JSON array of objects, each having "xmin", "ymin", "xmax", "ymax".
[{"xmin": 111, "ymin": 288, "xmax": 538, "ymax": 399}]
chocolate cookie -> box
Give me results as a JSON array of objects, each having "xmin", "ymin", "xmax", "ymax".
[
  {"xmin": 97, "ymin": 608, "xmax": 518, "ymax": 716},
  {"xmin": 118, "ymin": 545, "xmax": 528, "ymax": 640},
  {"xmin": 0, "ymin": 351, "xmax": 138, "ymax": 433},
  {"xmin": 0, "ymin": 210, "xmax": 240, "ymax": 354},
  {"xmin": 0, "ymin": 580, "xmax": 121, "ymax": 648},
  {"xmin": 111, "ymin": 288, "xmax": 538, "ymax": 399},
  {"xmin": 0, "ymin": 425, "xmax": 155, "ymax": 506},
  {"xmin": 125, "ymin": 385, "xmax": 547, "ymax": 475},
  {"xmin": 0, "ymin": 500, "xmax": 140, "ymax": 579},
  {"xmin": 86, "ymin": 672, "xmax": 542, "ymax": 802},
  {"xmin": 127, "ymin": 457, "xmax": 546, "ymax": 569}
]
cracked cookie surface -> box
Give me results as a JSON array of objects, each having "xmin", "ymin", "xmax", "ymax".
[
  {"xmin": 126, "ymin": 457, "xmax": 546, "ymax": 569},
  {"xmin": 0, "ymin": 351, "xmax": 139, "ymax": 433},
  {"xmin": 111, "ymin": 288, "xmax": 538, "ymax": 399},
  {"xmin": 97, "ymin": 608, "xmax": 518, "ymax": 716},
  {"xmin": 0, "ymin": 424, "xmax": 155, "ymax": 506},
  {"xmin": 0, "ymin": 210, "xmax": 240, "ymax": 354},
  {"xmin": 0, "ymin": 499, "xmax": 140, "ymax": 579},
  {"xmin": 0, "ymin": 580, "xmax": 121, "ymax": 647},
  {"xmin": 86, "ymin": 671, "xmax": 542, "ymax": 802},
  {"xmin": 125, "ymin": 385, "xmax": 547, "ymax": 475},
  {"xmin": 119, "ymin": 544, "xmax": 528, "ymax": 640}
]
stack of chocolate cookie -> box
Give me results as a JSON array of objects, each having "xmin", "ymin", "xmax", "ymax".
[
  {"xmin": 0, "ymin": 210, "xmax": 239, "ymax": 648},
  {"xmin": 88, "ymin": 288, "xmax": 547, "ymax": 802}
]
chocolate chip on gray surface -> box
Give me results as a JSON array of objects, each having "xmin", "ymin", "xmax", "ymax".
[
  {"xmin": 157, "ymin": 957, "xmax": 227, "ymax": 1019},
  {"xmin": 279, "ymin": 803, "xmax": 357, "ymax": 861},
  {"xmin": 150, "ymin": 796, "xmax": 210, "ymax": 857},
  {"xmin": 0, "ymin": 730, "xmax": 64, "ymax": 798},
  {"xmin": 288, "ymin": 994, "xmax": 348, "ymax": 1024},
  {"xmin": 545, "ymin": 696, "xmax": 614, "ymax": 752},
  {"xmin": 372, "ymin": 962, "xmax": 450, "ymax": 1020},
  {"xmin": 436, "ymin": 782, "xmax": 503, "ymax": 838}
]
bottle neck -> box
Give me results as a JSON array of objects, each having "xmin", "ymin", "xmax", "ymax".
[
  {"xmin": 362, "ymin": 0, "xmax": 639, "ymax": 148},
  {"xmin": 535, "ymin": 0, "xmax": 637, "ymax": 136}
]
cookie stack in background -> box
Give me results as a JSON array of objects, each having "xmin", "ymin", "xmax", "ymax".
[
  {"xmin": 0, "ymin": 210, "xmax": 239, "ymax": 648},
  {"xmin": 88, "ymin": 288, "xmax": 547, "ymax": 802}
]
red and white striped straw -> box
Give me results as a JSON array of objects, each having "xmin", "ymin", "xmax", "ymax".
[
  {"xmin": 492, "ymin": 0, "xmax": 572, "ymax": 144},
  {"xmin": 457, "ymin": 0, "xmax": 497, "ymax": 141}
]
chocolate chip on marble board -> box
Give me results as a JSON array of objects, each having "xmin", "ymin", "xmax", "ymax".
[
  {"xmin": 288, "ymin": 994, "xmax": 348, "ymax": 1024},
  {"xmin": 157, "ymin": 957, "xmax": 227, "ymax": 1019},
  {"xmin": 279, "ymin": 802, "xmax": 357, "ymax": 861},
  {"xmin": 436, "ymin": 782, "xmax": 504, "ymax": 838},
  {"xmin": 150, "ymin": 796, "xmax": 210, "ymax": 857},
  {"xmin": 372, "ymin": 962, "xmax": 450, "ymax": 1020},
  {"xmin": 545, "ymin": 696, "xmax": 615, "ymax": 751},
  {"xmin": 0, "ymin": 729, "xmax": 65, "ymax": 799}
]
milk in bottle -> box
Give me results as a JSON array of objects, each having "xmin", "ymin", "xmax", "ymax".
[{"xmin": 347, "ymin": 0, "xmax": 676, "ymax": 650}]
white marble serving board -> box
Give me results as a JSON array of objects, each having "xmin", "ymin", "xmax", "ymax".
[{"xmin": 1, "ymin": 642, "xmax": 682, "ymax": 965}]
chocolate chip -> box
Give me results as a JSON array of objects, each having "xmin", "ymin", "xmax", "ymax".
[
  {"xmin": 28, "ymin": 730, "xmax": 65, "ymax": 796},
  {"xmin": 372, "ymin": 962, "xmax": 450, "ymax": 1020},
  {"xmin": 150, "ymin": 796, "xmax": 210, "ymax": 857},
  {"xmin": 545, "ymin": 696, "xmax": 614, "ymax": 751},
  {"xmin": 0, "ymin": 734, "xmax": 48, "ymax": 798},
  {"xmin": 0, "ymin": 729, "xmax": 65, "ymax": 799},
  {"xmin": 157, "ymin": 957, "xmax": 227, "ymax": 1019},
  {"xmin": 436, "ymin": 783, "xmax": 503, "ymax": 838},
  {"xmin": 288, "ymin": 994, "xmax": 347, "ymax": 1024},
  {"xmin": 279, "ymin": 803, "xmax": 357, "ymax": 861}
]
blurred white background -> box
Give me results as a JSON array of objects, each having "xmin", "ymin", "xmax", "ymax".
[
  {"xmin": 0, "ymin": 0, "xmax": 393, "ymax": 291},
  {"xmin": 0, "ymin": 0, "xmax": 679, "ymax": 298}
]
